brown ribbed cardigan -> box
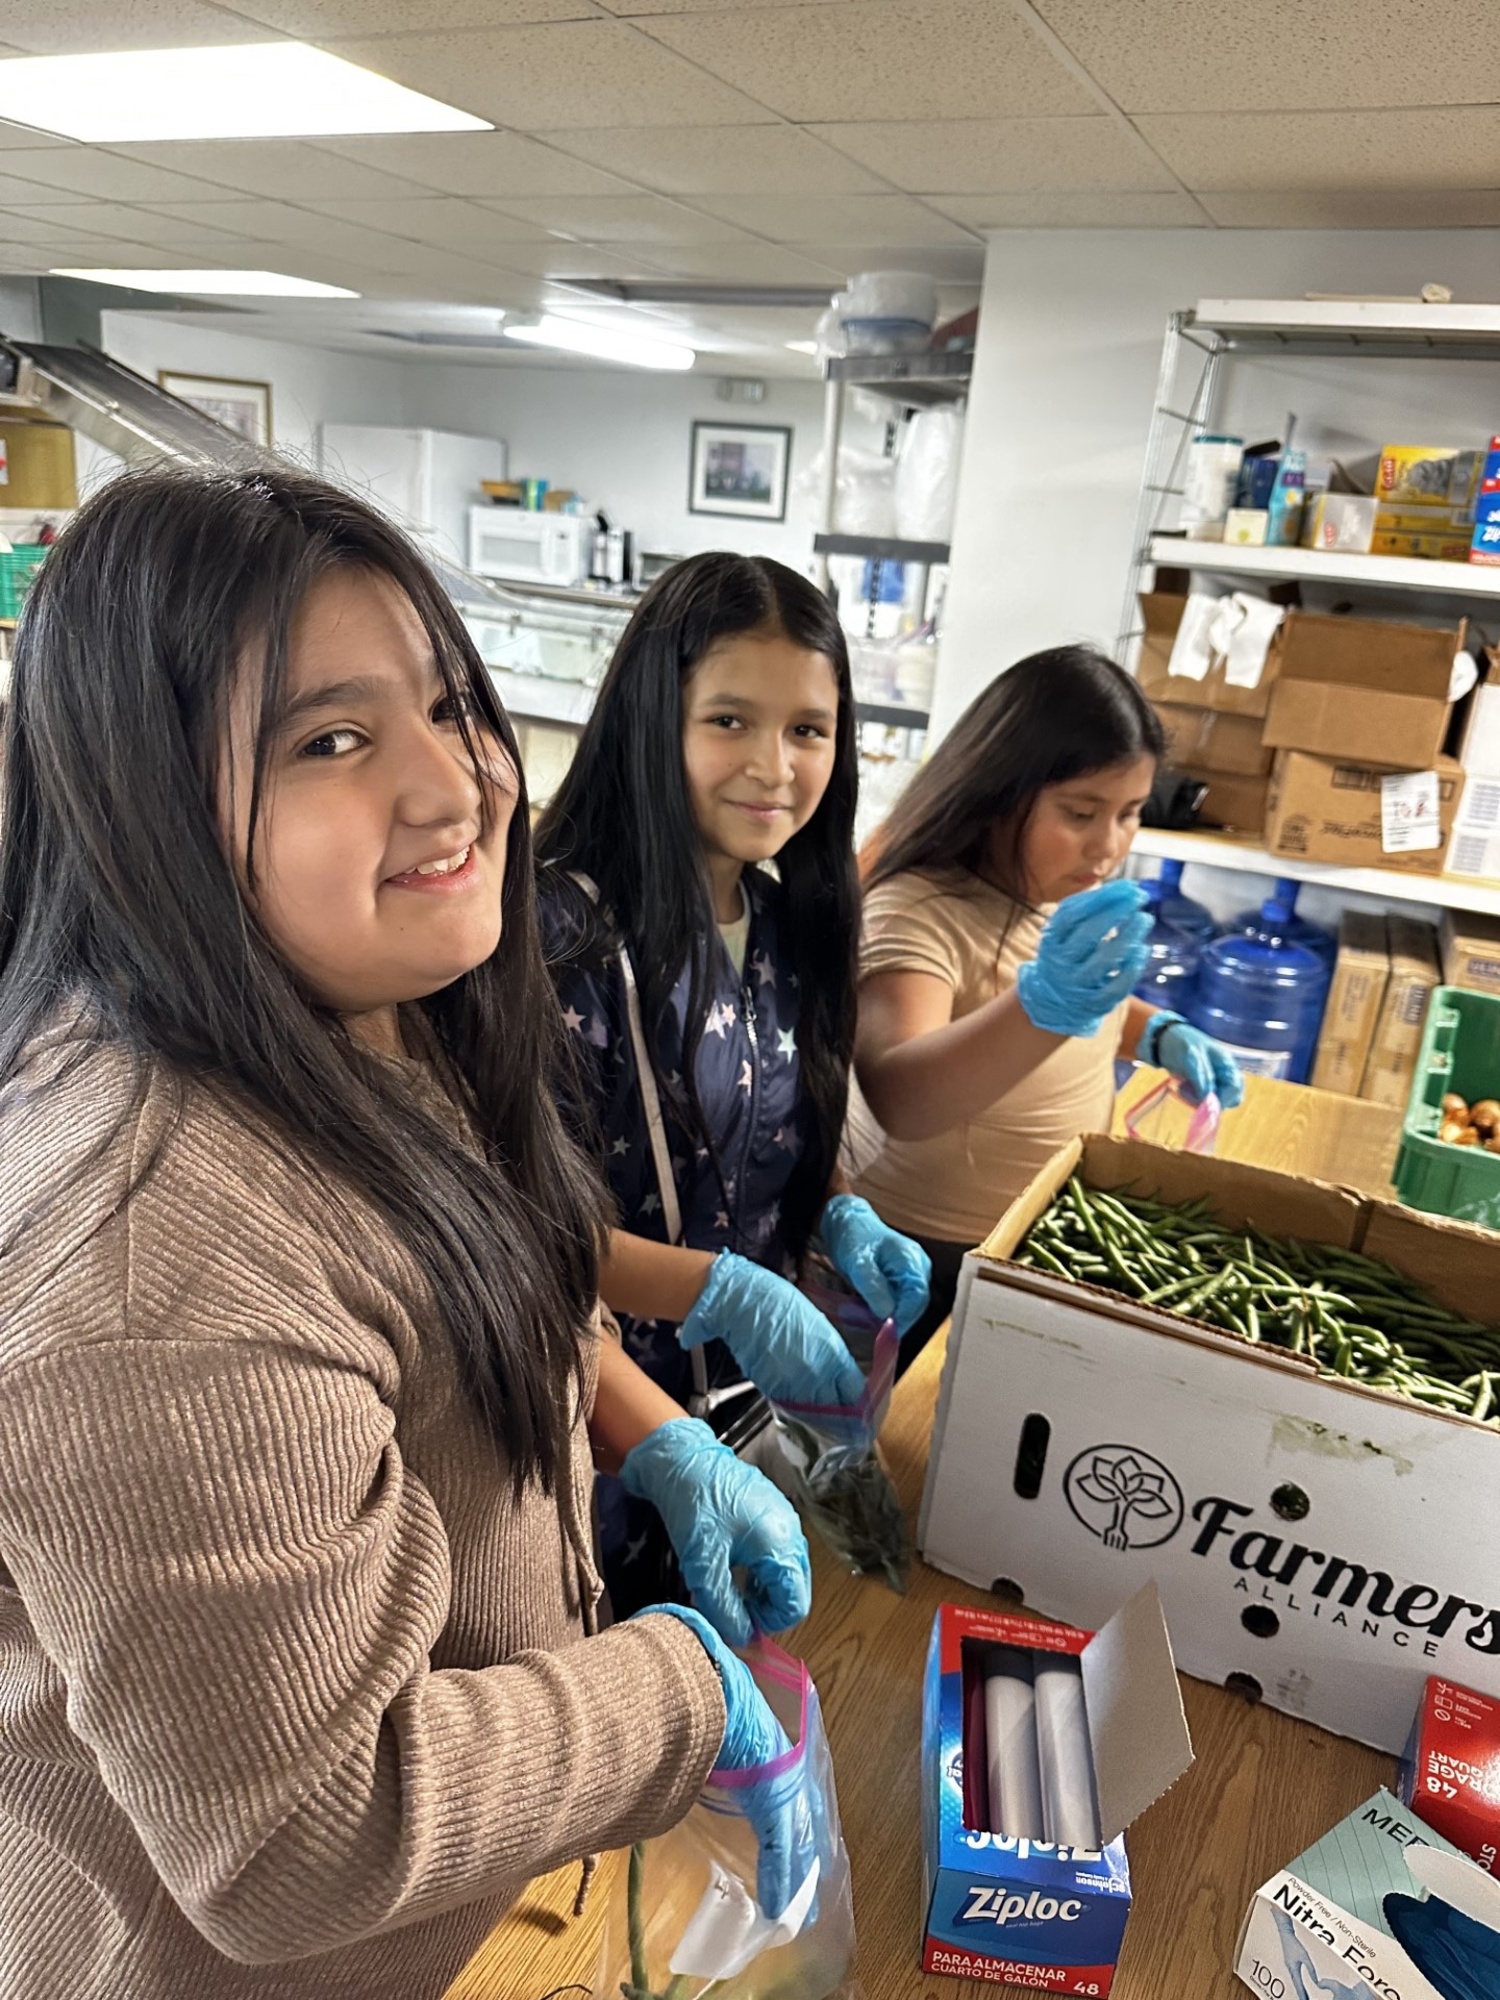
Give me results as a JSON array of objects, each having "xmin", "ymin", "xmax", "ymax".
[{"xmin": 0, "ymin": 1019, "xmax": 724, "ymax": 1998}]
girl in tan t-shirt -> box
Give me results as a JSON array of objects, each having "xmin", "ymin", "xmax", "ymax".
[{"xmin": 854, "ymin": 644, "xmax": 1244, "ymax": 1367}]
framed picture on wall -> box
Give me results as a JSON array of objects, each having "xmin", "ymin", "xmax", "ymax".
[
  {"xmin": 158, "ymin": 371, "xmax": 272, "ymax": 448},
  {"xmin": 688, "ymin": 421, "xmax": 791, "ymax": 522}
]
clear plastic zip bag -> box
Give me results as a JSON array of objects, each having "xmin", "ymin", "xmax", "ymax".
[
  {"xmin": 598, "ymin": 1642, "xmax": 857, "ymax": 2000},
  {"xmin": 770, "ymin": 1290, "xmax": 909, "ymax": 1595}
]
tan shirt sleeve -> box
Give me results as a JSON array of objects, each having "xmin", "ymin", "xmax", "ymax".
[
  {"xmin": 860, "ymin": 874, "xmax": 967, "ymax": 989},
  {"xmin": 0, "ymin": 1137, "xmax": 723, "ymax": 1966}
]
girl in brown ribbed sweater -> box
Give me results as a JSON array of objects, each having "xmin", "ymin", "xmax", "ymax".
[{"xmin": 0, "ymin": 468, "xmax": 814, "ymax": 1998}]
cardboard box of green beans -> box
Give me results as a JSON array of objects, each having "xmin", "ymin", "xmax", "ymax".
[{"xmin": 919, "ymin": 1133, "xmax": 1500, "ymax": 1757}]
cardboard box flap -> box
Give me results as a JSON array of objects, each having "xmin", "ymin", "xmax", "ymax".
[
  {"xmin": 1079, "ymin": 1582, "xmax": 1194, "ymax": 1846},
  {"xmin": 1277, "ymin": 610, "xmax": 1466, "ymax": 698},
  {"xmin": 1407, "ymin": 1842, "xmax": 1500, "ymax": 1935},
  {"xmin": 1358, "ymin": 1200, "xmax": 1500, "ymax": 1326}
]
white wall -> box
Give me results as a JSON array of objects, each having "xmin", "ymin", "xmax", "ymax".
[
  {"xmin": 937, "ymin": 228, "xmax": 1500, "ymax": 740},
  {"xmin": 0, "ymin": 278, "xmax": 40, "ymax": 342},
  {"xmin": 403, "ymin": 362, "xmax": 832, "ymax": 570},
  {"xmin": 99, "ymin": 311, "xmax": 409, "ymax": 470}
]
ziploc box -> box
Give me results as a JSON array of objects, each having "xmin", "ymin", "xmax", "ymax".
[
  {"xmin": 1400, "ymin": 1676, "xmax": 1500, "ymax": 1874},
  {"xmin": 921, "ymin": 1583, "xmax": 1193, "ymax": 1992},
  {"xmin": 1235, "ymin": 1789, "xmax": 1477, "ymax": 1998}
]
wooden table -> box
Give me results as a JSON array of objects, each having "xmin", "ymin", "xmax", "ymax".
[
  {"xmin": 447, "ymin": 1336, "xmax": 1392, "ymax": 2000},
  {"xmin": 1114, "ymin": 1066, "xmax": 1402, "ymax": 1199}
]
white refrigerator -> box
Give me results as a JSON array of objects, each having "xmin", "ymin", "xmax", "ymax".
[{"xmin": 316, "ymin": 423, "xmax": 508, "ymax": 570}]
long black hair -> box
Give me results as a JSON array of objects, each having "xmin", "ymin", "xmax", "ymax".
[
  {"xmin": 868, "ymin": 644, "xmax": 1164, "ymax": 904},
  {"xmin": 0, "ymin": 465, "xmax": 604, "ymax": 1494},
  {"xmin": 535, "ymin": 552, "xmax": 859, "ymax": 1260}
]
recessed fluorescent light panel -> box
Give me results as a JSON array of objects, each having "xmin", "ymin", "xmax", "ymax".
[
  {"xmin": 0, "ymin": 43, "xmax": 491, "ymax": 143},
  {"xmin": 52, "ymin": 268, "xmax": 358, "ymax": 298},
  {"xmin": 504, "ymin": 315, "xmax": 694, "ymax": 372},
  {"xmin": 785, "ymin": 340, "xmax": 820, "ymax": 355}
]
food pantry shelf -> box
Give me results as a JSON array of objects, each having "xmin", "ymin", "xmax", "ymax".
[
  {"xmin": 1133, "ymin": 826, "xmax": 1500, "ymax": 919},
  {"xmin": 1147, "ymin": 535, "xmax": 1500, "ymax": 598},
  {"xmin": 814, "ymin": 531, "xmax": 951, "ymax": 565}
]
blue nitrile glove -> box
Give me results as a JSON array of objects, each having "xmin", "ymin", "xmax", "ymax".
[
  {"xmin": 641, "ymin": 1603, "xmax": 820, "ymax": 1921},
  {"xmin": 681, "ymin": 1251, "xmax": 864, "ymax": 1410},
  {"xmin": 1143, "ymin": 1008, "xmax": 1245, "ymax": 1109},
  {"xmin": 1015, "ymin": 878, "xmax": 1152, "ymax": 1037},
  {"xmin": 621, "ymin": 1417, "xmax": 811, "ymax": 1647},
  {"xmin": 1386, "ymin": 1892, "xmax": 1500, "ymax": 2000},
  {"xmin": 819, "ymin": 1194, "xmax": 932, "ymax": 1339}
]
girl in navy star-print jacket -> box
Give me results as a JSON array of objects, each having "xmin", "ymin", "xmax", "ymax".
[{"xmin": 536, "ymin": 553, "xmax": 930, "ymax": 1618}]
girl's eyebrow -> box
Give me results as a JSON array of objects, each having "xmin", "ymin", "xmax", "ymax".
[
  {"xmin": 695, "ymin": 690, "xmax": 838, "ymax": 724},
  {"xmin": 274, "ymin": 673, "xmax": 393, "ymax": 730}
]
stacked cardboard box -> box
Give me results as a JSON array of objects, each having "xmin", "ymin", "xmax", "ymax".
[
  {"xmin": 1360, "ymin": 915, "xmax": 1442, "ymax": 1109},
  {"xmin": 1447, "ymin": 660, "xmax": 1500, "ymax": 881},
  {"xmin": 1308, "ymin": 912, "xmax": 1442, "ymax": 1106}
]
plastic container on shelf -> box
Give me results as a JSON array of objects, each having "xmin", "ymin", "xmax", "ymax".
[
  {"xmin": 1143, "ymin": 858, "xmax": 1217, "ymax": 942},
  {"xmin": 1226, "ymin": 878, "xmax": 1336, "ymax": 1081},
  {"xmin": 1134, "ymin": 861, "xmax": 1216, "ymax": 1013},
  {"xmin": 1187, "ymin": 928, "xmax": 1328, "ymax": 1084},
  {"xmin": 1393, "ymin": 985, "xmax": 1500, "ymax": 1231}
]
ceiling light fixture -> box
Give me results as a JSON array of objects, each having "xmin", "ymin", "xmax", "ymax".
[
  {"xmin": 52, "ymin": 268, "xmax": 359, "ymax": 298},
  {"xmin": 571, "ymin": 279, "xmax": 837, "ymax": 309},
  {"xmin": 0, "ymin": 43, "xmax": 491, "ymax": 144},
  {"xmin": 503, "ymin": 314, "xmax": 694, "ymax": 372},
  {"xmin": 784, "ymin": 340, "xmax": 820, "ymax": 355}
]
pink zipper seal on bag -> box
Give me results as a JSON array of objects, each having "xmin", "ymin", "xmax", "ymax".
[{"xmin": 1124, "ymin": 1077, "xmax": 1222, "ymax": 1156}]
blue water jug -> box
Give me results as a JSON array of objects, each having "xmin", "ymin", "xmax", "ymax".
[
  {"xmin": 1188, "ymin": 928, "xmax": 1327, "ymax": 1084},
  {"xmin": 1134, "ymin": 859, "xmax": 1214, "ymax": 1011},
  {"xmin": 1227, "ymin": 878, "xmax": 1335, "ymax": 1080}
]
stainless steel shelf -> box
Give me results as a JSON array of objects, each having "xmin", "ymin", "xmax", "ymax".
[
  {"xmin": 1134, "ymin": 827, "xmax": 1500, "ymax": 917},
  {"xmin": 1147, "ymin": 535, "xmax": 1500, "ymax": 599},
  {"xmin": 1191, "ymin": 298, "xmax": 1500, "ymax": 362},
  {"xmin": 823, "ymin": 348, "xmax": 972, "ymax": 407}
]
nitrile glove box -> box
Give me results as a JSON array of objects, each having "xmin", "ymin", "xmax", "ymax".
[
  {"xmin": 921, "ymin": 1583, "xmax": 1193, "ymax": 1992},
  {"xmin": 918, "ymin": 1133, "xmax": 1500, "ymax": 1758},
  {"xmin": 1236, "ymin": 1788, "xmax": 1500, "ymax": 1998},
  {"xmin": 1400, "ymin": 1675, "xmax": 1500, "ymax": 1875}
]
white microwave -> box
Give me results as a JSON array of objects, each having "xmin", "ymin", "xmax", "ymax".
[{"xmin": 469, "ymin": 507, "xmax": 589, "ymax": 588}]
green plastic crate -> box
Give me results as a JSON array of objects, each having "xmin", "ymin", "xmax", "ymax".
[
  {"xmin": 1394, "ymin": 983, "xmax": 1500, "ymax": 1231},
  {"xmin": 0, "ymin": 544, "xmax": 47, "ymax": 620}
]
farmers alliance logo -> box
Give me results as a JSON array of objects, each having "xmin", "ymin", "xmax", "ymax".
[
  {"xmin": 1063, "ymin": 1445, "xmax": 1185, "ymax": 1550},
  {"xmin": 1061, "ymin": 1438, "xmax": 1500, "ymax": 1658}
]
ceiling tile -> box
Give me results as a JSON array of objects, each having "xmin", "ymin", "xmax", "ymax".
[
  {"xmin": 1138, "ymin": 106, "xmax": 1500, "ymax": 191},
  {"xmin": 0, "ymin": 2, "xmax": 266, "ymax": 52},
  {"xmin": 461, "ymin": 239, "xmax": 675, "ymax": 277},
  {"xmin": 541, "ymin": 123, "xmax": 886, "ymax": 194},
  {"xmin": 474, "ymin": 193, "xmax": 753, "ymax": 243},
  {"xmin": 302, "ymin": 196, "xmax": 558, "ymax": 244},
  {"xmin": 0, "ymin": 170, "xmax": 98, "ymax": 205},
  {"xmin": 809, "ymin": 115, "xmax": 1177, "ymax": 194},
  {"xmin": 925, "ymin": 189, "xmax": 1207, "ymax": 227},
  {"xmin": 305, "ymin": 132, "xmax": 632, "ymax": 197},
  {"xmin": 689, "ymin": 192, "xmax": 977, "ymax": 245},
  {"xmin": 0, "ymin": 206, "xmax": 109, "ymax": 244},
  {"xmin": 1201, "ymin": 187, "xmax": 1500, "ymax": 228},
  {"xmin": 228, "ymin": 0, "xmax": 602, "ymax": 28},
  {"xmin": 610, "ymin": 240, "xmax": 844, "ymax": 281},
  {"xmin": 324, "ymin": 23, "xmax": 777, "ymax": 129},
  {"xmin": 793, "ymin": 239, "xmax": 986, "ymax": 282},
  {"xmin": 0, "ymin": 148, "xmax": 234, "ymax": 202},
  {"xmin": 0, "ymin": 121, "xmax": 74, "ymax": 148},
  {"xmin": 134, "ymin": 199, "xmax": 278, "ymax": 234},
  {"xmin": 106, "ymin": 140, "xmax": 446, "ymax": 202},
  {"xmin": 1033, "ymin": 0, "xmax": 1500, "ymax": 113},
  {"xmin": 638, "ymin": 0, "xmax": 1098, "ymax": 122}
]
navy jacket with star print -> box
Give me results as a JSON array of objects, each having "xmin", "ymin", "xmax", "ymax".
[{"xmin": 539, "ymin": 864, "xmax": 813, "ymax": 1408}]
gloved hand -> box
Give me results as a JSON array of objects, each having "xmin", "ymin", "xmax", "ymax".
[
  {"xmin": 1016, "ymin": 878, "xmax": 1152, "ymax": 1037},
  {"xmin": 641, "ymin": 1603, "xmax": 820, "ymax": 1921},
  {"xmin": 1144, "ymin": 1009, "xmax": 1245, "ymax": 1109},
  {"xmin": 681, "ymin": 1251, "xmax": 864, "ymax": 1410},
  {"xmin": 819, "ymin": 1194, "xmax": 931, "ymax": 1338},
  {"xmin": 621, "ymin": 1417, "xmax": 811, "ymax": 1647}
]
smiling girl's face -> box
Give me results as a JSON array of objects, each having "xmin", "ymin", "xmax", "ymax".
[{"xmin": 223, "ymin": 567, "xmax": 514, "ymax": 1042}]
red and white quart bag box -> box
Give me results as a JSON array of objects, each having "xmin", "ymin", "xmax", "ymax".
[{"xmin": 1400, "ymin": 1676, "xmax": 1500, "ymax": 1876}]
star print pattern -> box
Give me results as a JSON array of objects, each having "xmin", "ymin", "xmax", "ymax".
[{"xmin": 540, "ymin": 865, "xmax": 814, "ymax": 1398}]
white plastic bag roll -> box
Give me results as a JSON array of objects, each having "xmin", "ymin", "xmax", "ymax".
[
  {"xmin": 1033, "ymin": 1653, "xmax": 1101, "ymax": 1850},
  {"xmin": 983, "ymin": 1646, "xmax": 1043, "ymax": 1840}
]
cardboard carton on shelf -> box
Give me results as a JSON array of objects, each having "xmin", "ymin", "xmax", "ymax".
[
  {"xmin": 1441, "ymin": 909, "xmax": 1500, "ymax": 998},
  {"xmin": 1183, "ymin": 767, "xmax": 1271, "ymax": 832},
  {"xmin": 1260, "ymin": 609, "xmax": 1467, "ymax": 768},
  {"xmin": 1310, "ymin": 910, "xmax": 1390, "ymax": 1096},
  {"xmin": 1459, "ymin": 679, "xmax": 1500, "ymax": 776},
  {"xmin": 1374, "ymin": 443, "xmax": 1482, "ymax": 513},
  {"xmin": 1446, "ymin": 771, "xmax": 1500, "ymax": 884},
  {"xmin": 918, "ymin": 1133, "xmax": 1500, "ymax": 1758},
  {"xmin": 920, "ymin": 1587, "xmax": 1193, "ymax": 1993},
  {"xmin": 1151, "ymin": 700, "xmax": 1272, "ymax": 777},
  {"xmin": 1359, "ymin": 914, "xmax": 1441, "ymax": 1110},
  {"xmin": 0, "ymin": 421, "xmax": 76, "ymax": 511},
  {"xmin": 1235, "ymin": 1789, "xmax": 1500, "ymax": 2000},
  {"xmin": 1264, "ymin": 750, "xmax": 1464, "ymax": 877},
  {"xmin": 1135, "ymin": 590, "xmax": 1286, "ymax": 719}
]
